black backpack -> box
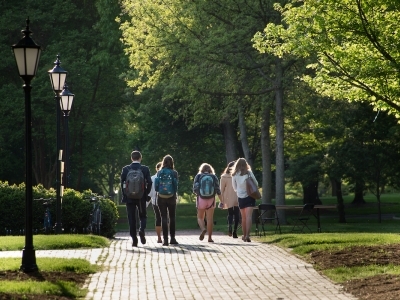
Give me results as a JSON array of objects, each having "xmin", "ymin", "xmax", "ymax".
[{"xmin": 124, "ymin": 167, "xmax": 145, "ymax": 199}]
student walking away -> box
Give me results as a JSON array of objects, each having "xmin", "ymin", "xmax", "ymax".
[
  {"xmin": 155, "ymin": 154, "xmax": 179, "ymax": 246},
  {"xmin": 149, "ymin": 162, "xmax": 162, "ymax": 243},
  {"xmin": 232, "ymin": 158, "xmax": 258, "ymax": 242},
  {"xmin": 120, "ymin": 150, "xmax": 152, "ymax": 247},
  {"xmin": 193, "ymin": 163, "xmax": 221, "ymax": 243},
  {"xmin": 220, "ymin": 161, "xmax": 240, "ymax": 238}
]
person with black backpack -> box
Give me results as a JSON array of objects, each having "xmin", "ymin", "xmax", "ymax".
[
  {"xmin": 120, "ymin": 150, "xmax": 152, "ymax": 247},
  {"xmin": 193, "ymin": 163, "xmax": 221, "ymax": 243},
  {"xmin": 155, "ymin": 154, "xmax": 179, "ymax": 246}
]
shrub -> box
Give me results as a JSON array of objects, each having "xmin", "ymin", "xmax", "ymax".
[{"xmin": 0, "ymin": 181, "xmax": 118, "ymax": 238}]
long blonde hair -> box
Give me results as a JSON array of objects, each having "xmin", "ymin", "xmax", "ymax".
[
  {"xmin": 231, "ymin": 158, "xmax": 250, "ymax": 176},
  {"xmin": 198, "ymin": 163, "xmax": 215, "ymax": 174}
]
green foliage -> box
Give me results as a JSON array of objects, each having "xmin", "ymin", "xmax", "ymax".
[
  {"xmin": 0, "ymin": 182, "xmax": 118, "ymax": 238},
  {"xmin": 254, "ymin": 0, "xmax": 400, "ymax": 117},
  {"xmin": 98, "ymin": 197, "xmax": 119, "ymax": 238}
]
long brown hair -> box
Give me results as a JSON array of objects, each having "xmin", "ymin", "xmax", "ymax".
[
  {"xmin": 161, "ymin": 154, "xmax": 175, "ymax": 169},
  {"xmin": 222, "ymin": 161, "xmax": 235, "ymax": 175},
  {"xmin": 231, "ymin": 158, "xmax": 250, "ymax": 176}
]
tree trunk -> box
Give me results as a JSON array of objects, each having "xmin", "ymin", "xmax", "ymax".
[
  {"xmin": 274, "ymin": 58, "xmax": 286, "ymax": 223},
  {"xmin": 222, "ymin": 120, "xmax": 237, "ymax": 163},
  {"xmin": 331, "ymin": 178, "xmax": 337, "ymax": 196},
  {"xmin": 260, "ymin": 105, "xmax": 272, "ymax": 204},
  {"xmin": 302, "ymin": 181, "xmax": 322, "ymax": 204},
  {"xmin": 238, "ymin": 100, "xmax": 253, "ymax": 168},
  {"xmin": 352, "ymin": 180, "xmax": 366, "ymax": 204},
  {"xmin": 333, "ymin": 178, "xmax": 346, "ymax": 223}
]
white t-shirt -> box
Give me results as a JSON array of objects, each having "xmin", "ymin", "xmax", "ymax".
[
  {"xmin": 232, "ymin": 171, "xmax": 258, "ymax": 199},
  {"xmin": 149, "ymin": 174, "xmax": 157, "ymax": 205}
]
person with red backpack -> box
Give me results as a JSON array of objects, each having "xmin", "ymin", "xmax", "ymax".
[{"xmin": 120, "ymin": 150, "xmax": 152, "ymax": 247}]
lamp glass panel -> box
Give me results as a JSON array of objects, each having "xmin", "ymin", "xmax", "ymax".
[
  {"xmin": 25, "ymin": 48, "xmax": 40, "ymax": 75},
  {"xmin": 13, "ymin": 48, "xmax": 26, "ymax": 76},
  {"xmin": 50, "ymin": 72, "xmax": 66, "ymax": 92},
  {"xmin": 60, "ymin": 96, "xmax": 69, "ymax": 111}
]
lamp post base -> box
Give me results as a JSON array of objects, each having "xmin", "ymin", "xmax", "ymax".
[
  {"xmin": 20, "ymin": 247, "xmax": 38, "ymax": 273},
  {"xmin": 54, "ymin": 222, "xmax": 63, "ymax": 234}
]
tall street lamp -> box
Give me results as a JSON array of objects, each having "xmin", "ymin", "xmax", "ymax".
[
  {"xmin": 48, "ymin": 55, "xmax": 67, "ymax": 234},
  {"xmin": 60, "ymin": 83, "xmax": 74, "ymax": 188},
  {"xmin": 12, "ymin": 18, "xmax": 41, "ymax": 273}
]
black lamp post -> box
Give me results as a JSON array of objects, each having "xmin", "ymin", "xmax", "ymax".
[
  {"xmin": 60, "ymin": 83, "xmax": 74, "ymax": 188},
  {"xmin": 12, "ymin": 18, "xmax": 41, "ymax": 273},
  {"xmin": 48, "ymin": 55, "xmax": 67, "ymax": 234}
]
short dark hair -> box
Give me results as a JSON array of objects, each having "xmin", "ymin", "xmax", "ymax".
[{"xmin": 131, "ymin": 150, "xmax": 142, "ymax": 161}]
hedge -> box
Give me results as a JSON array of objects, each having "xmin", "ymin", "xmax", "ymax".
[{"xmin": 0, "ymin": 181, "xmax": 118, "ymax": 238}]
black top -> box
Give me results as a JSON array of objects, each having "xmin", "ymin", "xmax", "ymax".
[{"xmin": 120, "ymin": 162, "xmax": 152, "ymax": 203}]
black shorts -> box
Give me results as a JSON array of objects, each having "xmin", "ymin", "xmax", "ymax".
[{"xmin": 238, "ymin": 196, "xmax": 256, "ymax": 209}]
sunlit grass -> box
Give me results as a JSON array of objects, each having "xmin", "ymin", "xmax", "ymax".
[
  {"xmin": 323, "ymin": 264, "xmax": 400, "ymax": 283},
  {"xmin": 0, "ymin": 257, "xmax": 98, "ymax": 298},
  {"xmin": 0, "ymin": 257, "xmax": 99, "ymax": 273},
  {"xmin": 0, "ymin": 234, "xmax": 109, "ymax": 251},
  {"xmin": 0, "ymin": 280, "xmax": 86, "ymax": 298},
  {"xmin": 259, "ymin": 232, "xmax": 400, "ymax": 255}
]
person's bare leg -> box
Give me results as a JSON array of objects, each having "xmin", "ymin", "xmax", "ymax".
[
  {"xmin": 206, "ymin": 208, "xmax": 215, "ymax": 242},
  {"xmin": 240, "ymin": 208, "xmax": 247, "ymax": 240},
  {"xmin": 245, "ymin": 207, "xmax": 253, "ymax": 241},
  {"xmin": 197, "ymin": 209, "xmax": 207, "ymax": 240},
  {"xmin": 156, "ymin": 226, "xmax": 162, "ymax": 243}
]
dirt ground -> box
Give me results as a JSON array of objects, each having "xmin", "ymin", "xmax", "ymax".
[
  {"xmin": 1, "ymin": 245, "xmax": 400, "ymax": 299},
  {"xmin": 311, "ymin": 244, "xmax": 400, "ymax": 300}
]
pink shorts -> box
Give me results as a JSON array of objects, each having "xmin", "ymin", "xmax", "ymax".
[{"xmin": 196, "ymin": 196, "xmax": 215, "ymax": 210}]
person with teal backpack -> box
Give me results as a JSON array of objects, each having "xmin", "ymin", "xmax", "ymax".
[
  {"xmin": 155, "ymin": 154, "xmax": 179, "ymax": 246},
  {"xmin": 193, "ymin": 163, "xmax": 221, "ymax": 243}
]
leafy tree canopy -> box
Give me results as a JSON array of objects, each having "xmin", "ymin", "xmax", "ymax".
[{"xmin": 253, "ymin": 0, "xmax": 400, "ymax": 117}]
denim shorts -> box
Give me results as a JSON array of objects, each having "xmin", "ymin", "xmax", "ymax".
[{"xmin": 238, "ymin": 196, "xmax": 256, "ymax": 209}]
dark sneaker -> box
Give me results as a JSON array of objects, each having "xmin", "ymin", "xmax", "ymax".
[
  {"xmin": 132, "ymin": 237, "xmax": 138, "ymax": 247},
  {"xmin": 139, "ymin": 231, "xmax": 146, "ymax": 245},
  {"xmin": 170, "ymin": 238, "xmax": 179, "ymax": 245},
  {"xmin": 163, "ymin": 239, "xmax": 169, "ymax": 246},
  {"xmin": 232, "ymin": 231, "xmax": 238, "ymax": 238}
]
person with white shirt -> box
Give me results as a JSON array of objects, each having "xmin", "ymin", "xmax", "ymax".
[
  {"xmin": 149, "ymin": 162, "xmax": 162, "ymax": 243},
  {"xmin": 232, "ymin": 158, "xmax": 258, "ymax": 242}
]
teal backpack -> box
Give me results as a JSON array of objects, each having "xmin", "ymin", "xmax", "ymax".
[{"xmin": 155, "ymin": 168, "xmax": 177, "ymax": 198}]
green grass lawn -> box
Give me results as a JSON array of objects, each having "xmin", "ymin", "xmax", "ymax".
[
  {"xmin": 0, "ymin": 235, "xmax": 106, "ymax": 299},
  {"xmin": 2, "ymin": 192, "xmax": 400, "ymax": 299},
  {"xmin": 0, "ymin": 234, "xmax": 110, "ymax": 251},
  {"xmin": 0, "ymin": 257, "xmax": 99, "ymax": 298}
]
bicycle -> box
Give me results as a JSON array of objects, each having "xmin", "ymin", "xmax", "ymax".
[
  {"xmin": 84, "ymin": 195, "xmax": 103, "ymax": 235},
  {"xmin": 34, "ymin": 198, "xmax": 55, "ymax": 234}
]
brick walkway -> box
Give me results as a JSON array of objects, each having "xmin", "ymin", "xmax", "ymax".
[{"xmin": 0, "ymin": 231, "xmax": 357, "ymax": 300}]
